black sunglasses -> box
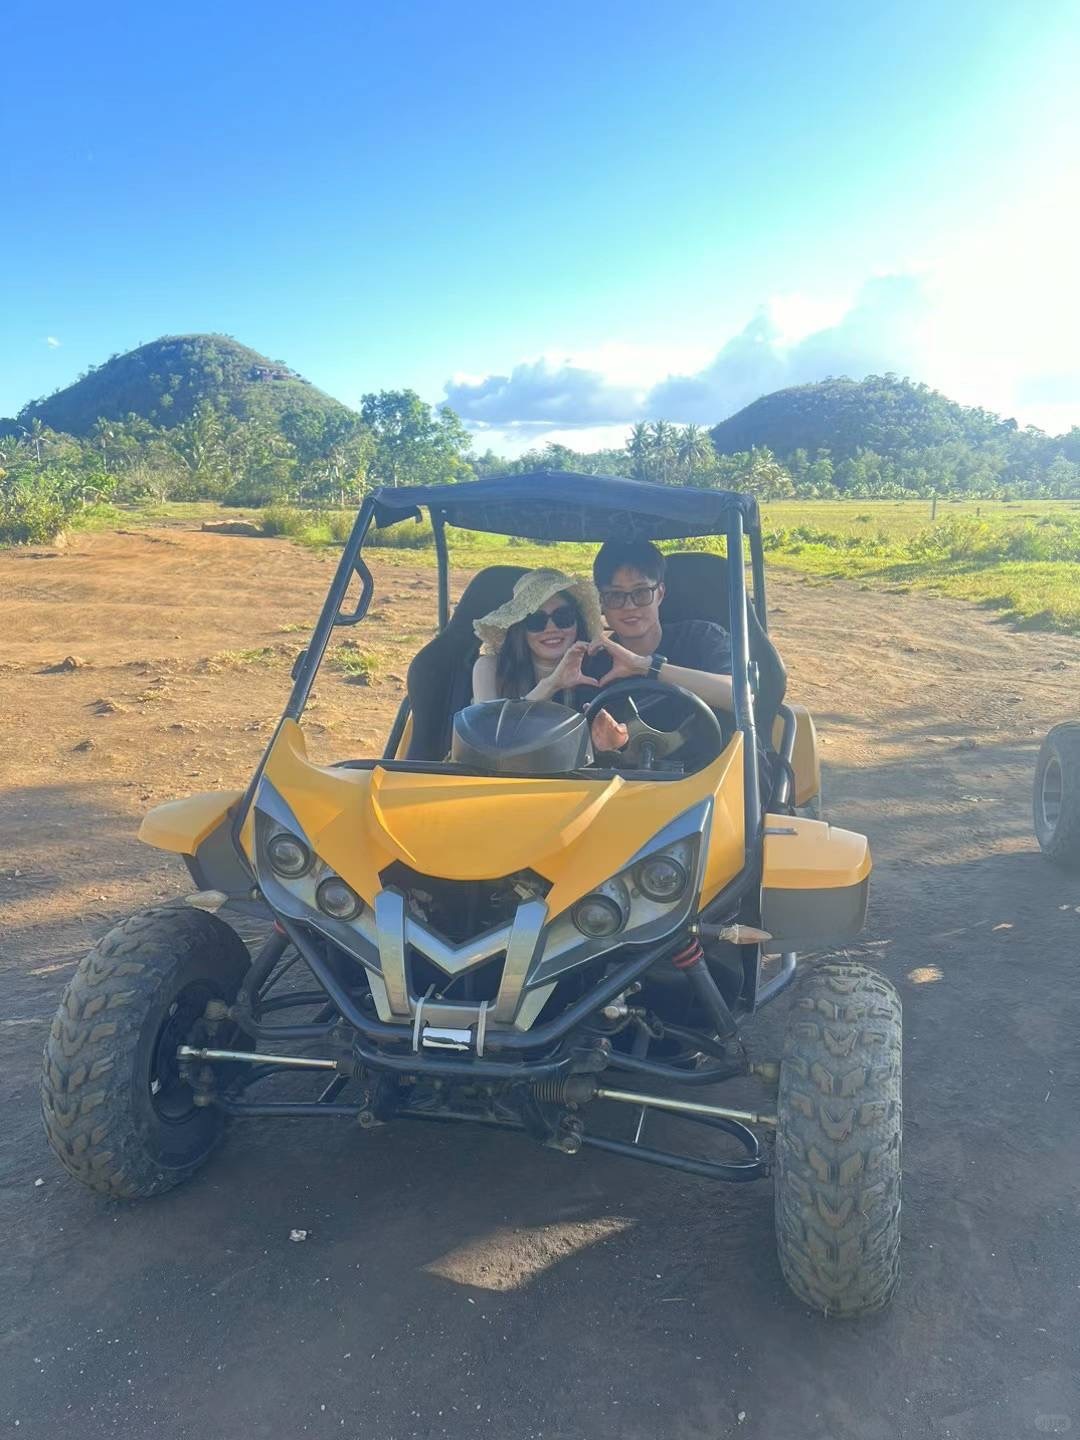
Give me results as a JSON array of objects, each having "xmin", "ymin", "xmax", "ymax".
[
  {"xmin": 524, "ymin": 603, "xmax": 579, "ymax": 633},
  {"xmin": 600, "ymin": 583, "xmax": 660, "ymax": 610}
]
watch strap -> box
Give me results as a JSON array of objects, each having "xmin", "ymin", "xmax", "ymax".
[{"xmin": 647, "ymin": 652, "xmax": 667, "ymax": 679}]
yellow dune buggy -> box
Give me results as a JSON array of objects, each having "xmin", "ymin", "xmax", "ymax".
[{"xmin": 42, "ymin": 474, "xmax": 902, "ymax": 1317}]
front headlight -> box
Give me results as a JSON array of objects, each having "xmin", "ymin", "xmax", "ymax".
[
  {"xmin": 635, "ymin": 853, "xmax": 689, "ymax": 903},
  {"xmin": 315, "ymin": 875, "xmax": 364, "ymax": 921},
  {"xmin": 572, "ymin": 892, "xmax": 627, "ymax": 938},
  {"xmin": 267, "ymin": 831, "xmax": 313, "ymax": 878},
  {"xmin": 561, "ymin": 837, "xmax": 699, "ymax": 946},
  {"xmin": 532, "ymin": 833, "xmax": 703, "ymax": 987}
]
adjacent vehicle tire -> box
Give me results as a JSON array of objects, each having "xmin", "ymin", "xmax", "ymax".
[
  {"xmin": 774, "ymin": 959, "xmax": 902, "ymax": 1317},
  {"xmin": 41, "ymin": 906, "xmax": 250, "ymax": 1199},
  {"xmin": 1034, "ymin": 723, "xmax": 1080, "ymax": 870}
]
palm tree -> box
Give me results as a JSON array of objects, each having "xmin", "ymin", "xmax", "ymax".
[
  {"xmin": 23, "ymin": 418, "xmax": 47, "ymax": 464},
  {"xmin": 676, "ymin": 423, "xmax": 713, "ymax": 482},
  {"xmin": 626, "ymin": 422, "xmax": 651, "ymax": 481},
  {"xmin": 649, "ymin": 420, "xmax": 678, "ymax": 484},
  {"xmin": 92, "ymin": 417, "xmax": 114, "ymax": 474}
]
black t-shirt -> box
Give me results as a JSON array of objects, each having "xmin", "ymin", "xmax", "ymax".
[{"xmin": 658, "ymin": 619, "xmax": 733, "ymax": 677}]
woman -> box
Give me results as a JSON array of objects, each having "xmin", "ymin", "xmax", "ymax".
[{"xmin": 472, "ymin": 569, "xmax": 604, "ymax": 705}]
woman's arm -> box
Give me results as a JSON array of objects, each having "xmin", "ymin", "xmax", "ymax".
[
  {"xmin": 475, "ymin": 644, "xmax": 599, "ymax": 705},
  {"xmin": 472, "ymin": 655, "xmax": 498, "ymax": 702},
  {"xmin": 474, "ymin": 652, "xmax": 557, "ymax": 705}
]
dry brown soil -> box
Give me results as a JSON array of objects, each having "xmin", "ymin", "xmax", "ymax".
[{"xmin": 1, "ymin": 524, "xmax": 1079, "ymax": 1440}]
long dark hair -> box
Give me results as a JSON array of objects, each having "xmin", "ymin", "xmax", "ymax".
[{"xmin": 494, "ymin": 593, "xmax": 586, "ymax": 699}]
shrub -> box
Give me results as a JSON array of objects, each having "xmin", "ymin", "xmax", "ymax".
[
  {"xmin": 366, "ymin": 517, "xmax": 437, "ymax": 548},
  {"xmin": 331, "ymin": 646, "xmax": 378, "ymax": 682},
  {"xmin": 259, "ymin": 504, "xmax": 307, "ymax": 537},
  {"xmin": 0, "ymin": 486, "xmax": 68, "ymax": 543},
  {"xmin": 326, "ymin": 511, "xmax": 356, "ymax": 543}
]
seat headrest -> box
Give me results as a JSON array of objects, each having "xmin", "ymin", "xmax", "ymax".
[
  {"xmin": 447, "ymin": 564, "xmax": 529, "ymax": 630},
  {"xmin": 659, "ymin": 552, "xmax": 730, "ymax": 629}
]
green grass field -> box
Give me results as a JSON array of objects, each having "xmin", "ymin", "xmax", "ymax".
[{"xmin": 70, "ymin": 496, "xmax": 1080, "ymax": 636}]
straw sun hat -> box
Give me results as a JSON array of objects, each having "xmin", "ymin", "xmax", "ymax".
[{"xmin": 474, "ymin": 569, "xmax": 604, "ymax": 655}]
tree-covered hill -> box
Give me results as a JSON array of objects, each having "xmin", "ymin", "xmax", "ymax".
[
  {"xmin": 709, "ymin": 375, "xmax": 1021, "ymax": 461},
  {"xmin": 8, "ymin": 334, "xmax": 352, "ymax": 436}
]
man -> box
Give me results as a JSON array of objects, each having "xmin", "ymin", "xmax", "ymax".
[{"xmin": 584, "ymin": 538, "xmax": 734, "ymax": 754}]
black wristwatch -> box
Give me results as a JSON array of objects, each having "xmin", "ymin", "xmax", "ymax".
[{"xmin": 647, "ymin": 652, "xmax": 667, "ymax": 679}]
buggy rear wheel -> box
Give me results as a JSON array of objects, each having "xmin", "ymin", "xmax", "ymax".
[
  {"xmin": 1034, "ymin": 723, "xmax": 1080, "ymax": 870},
  {"xmin": 41, "ymin": 906, "xmax": 250, "ymax": 1199},
  {"xmin": 773, "ymin": 960, "xmax": 902, "ymax": 1317}
]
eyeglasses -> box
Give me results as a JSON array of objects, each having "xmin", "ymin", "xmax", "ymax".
[
  {"xmin": 524, "ymin": 604, "xmax": 578, "ymax": 633},
  {"xmin": 600, "ymin": 584, "xmax": 660, "ymax": 610}
]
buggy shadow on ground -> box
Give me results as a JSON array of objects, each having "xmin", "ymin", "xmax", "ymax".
[{"xmin": 2, "ymin": 528, "xmax": 1079, "ymax": 1439}]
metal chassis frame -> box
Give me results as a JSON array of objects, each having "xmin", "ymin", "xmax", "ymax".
[{"xmin": 207, "ymin": 926, "xmax": 772, "ymax": 1184}]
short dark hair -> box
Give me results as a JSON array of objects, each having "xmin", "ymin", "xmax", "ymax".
[{"xmin": 593, "ymin": 539, "xmax": 666, "ymax": 591}]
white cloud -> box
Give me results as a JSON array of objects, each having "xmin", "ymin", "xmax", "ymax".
[
  {"xmin": 45, "ymin": 336, "xmax": 62, "ymax": 348},
  {"xmin": 445, "ymin": 356, "xmax": 641, "ymax": 427},
  {"xmin": 648, "ymin": 275, "xmax": 930, "ymax": 425},
  {"xmin": 448, "ymin": 275, "xmax": 934, "ymax": 452},
  {"xmin": 448, "ymin": 162, "xmax": 1080, "ymax": 455}
]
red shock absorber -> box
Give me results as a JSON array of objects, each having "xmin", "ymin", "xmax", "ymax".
[
  {"xmin": 671, "ymin": 937, "xmax": 705, "ymax": 970},
  {"xmin": 671, "ymin": 937, "xmax": 738, "ymax": 1037}
]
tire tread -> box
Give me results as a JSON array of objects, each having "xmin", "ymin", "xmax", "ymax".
[
  {"xmin": 774, "ymin": 959, "xmax": 902, "ymax": 1317},
  {"xmin": 41, "ymin": 906, "xmax": 248, "ymax": 1199}
]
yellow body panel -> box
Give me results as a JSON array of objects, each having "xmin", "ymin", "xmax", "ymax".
[
  {"xmin": 771, "ymin": 704, "xmax": 820, "ymax": 807},
  {"xmin": 257, "ymin": 720, "xmax": 746, "ymax": 918},
  {"xmin": 392, "ymin": 712, "xmax": 414, "ymax": 759},
  {"xmin": 139, "ymin": 790, "xmax": 242, "ymax": 855},
  {"xmin": 761, "ymin": 816, "xmax": 870, "ymax": 890}
]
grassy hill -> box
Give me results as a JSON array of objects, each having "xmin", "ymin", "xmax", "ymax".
[
  {"xmin": 709, "ymin": 375, "xmax": 1024, "ymax": 461},
  {"xmin": 8, "ymin": 334, "xmax": 353, "ymax": 436}
]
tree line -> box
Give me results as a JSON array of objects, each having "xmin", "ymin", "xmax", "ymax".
[{"xmin": 4, "ymin": 395, "xmax": 1080, "ymax": 544}]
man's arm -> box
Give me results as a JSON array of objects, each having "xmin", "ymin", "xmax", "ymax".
[
  {"xmin": 591, "ymin": 627, "xmax": 734, "ymax": 711},
  {"xmin": 652, "ymin": 658, "xmax": 733, "ymax": 711}
]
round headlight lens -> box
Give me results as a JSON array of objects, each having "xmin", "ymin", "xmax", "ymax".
[
  {"xmin": 267, "ymin": 832, "xmax": 312, "ymax": 878},
  {"xmin": 571, "ymin": 893, "xmax": 625, "ymax": 939},
  {"xmin": 636, "ymin": 854, "xmax": 689, "ymax": 903},
  {"xmin": 315, "ymin": 876, "xmax": 363, "ymax": 922}
]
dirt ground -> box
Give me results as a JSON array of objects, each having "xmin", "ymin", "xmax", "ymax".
[{"xmin": 1, "ymin": 524, "xmax": 1079, "ymax": 1440}]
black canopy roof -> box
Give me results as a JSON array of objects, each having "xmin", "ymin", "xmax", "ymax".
[{"xmin": 370, "ymin": 472, "xmax": 759, "ymax": 543}]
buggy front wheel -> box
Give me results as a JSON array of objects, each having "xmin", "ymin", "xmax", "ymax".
[
  {"xmin": 41, "ymin": 906, "xmax": 250, "ymax": 1199},
  {"xmin": 773, "ymin": 959, "xmax": 902, "ymax": 1317}
]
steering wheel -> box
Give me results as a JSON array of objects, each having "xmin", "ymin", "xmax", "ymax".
[{"xmin": 582, "ymin": 678, "xmax": 726, "ymax": 770}]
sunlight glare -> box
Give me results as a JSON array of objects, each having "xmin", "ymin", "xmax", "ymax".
[{"xmin": 424, "ymin": 1217, "xmax": 634, "ymax": 1292}]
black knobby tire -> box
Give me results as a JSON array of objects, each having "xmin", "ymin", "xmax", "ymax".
[
  {"xmin": 1033, "ymin": 723, "xmax": 1080, "ymax": 870},
  {"xmin": 774, "ymin": 959, "xmax": 902, "ymax": 1317},
  {"xmin": 41, "ymin": 906, "xmax": 249, "ymax": 1199}
]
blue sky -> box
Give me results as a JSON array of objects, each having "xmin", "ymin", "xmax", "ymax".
[{"xmin": 3, "ymin": 0, "xmax": 1079, "ymax": 450}]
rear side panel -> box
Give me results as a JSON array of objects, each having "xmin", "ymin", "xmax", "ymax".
[
  {"xmin": 772, "ymin": 704, "xmax": 820, "ymax": 807},
  {"xmin": 761, "ymin": 817, "xmax": 870, "ymax": 950}
]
